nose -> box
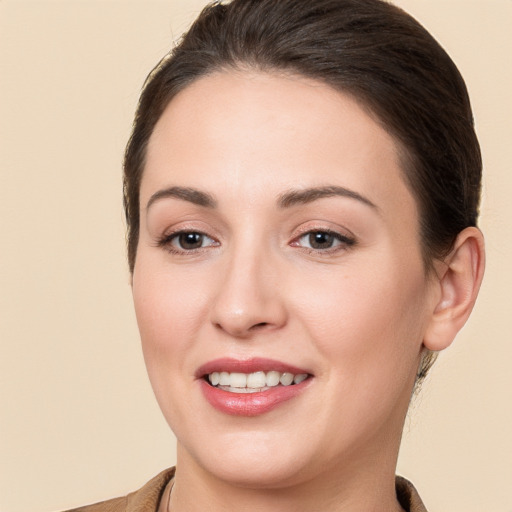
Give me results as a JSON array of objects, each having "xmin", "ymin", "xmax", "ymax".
[{"xmin": 210, "ymin": 244, "xmax": 288, "ymax": 339}]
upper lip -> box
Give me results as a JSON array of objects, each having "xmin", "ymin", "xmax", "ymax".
[{"xmin": 195, "ymin": 357, "xmax": 312, "ymax": 379}]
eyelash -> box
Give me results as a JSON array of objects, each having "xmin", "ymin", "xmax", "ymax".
[
  {"xmin": 291, "ymin": 228, "xmax": 356, "ymax": 255},
  {"xmin": 156, "ymin": 228, "xmax": 356, "ymax": 255},
  {"xmin": 156, "ymin": 230, "xmax": 219, "ymax": 255}
]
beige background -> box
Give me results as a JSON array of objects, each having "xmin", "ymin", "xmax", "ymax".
[{"xmin": 0, "ymin": 1, "xmax": 510, "ymax": 511}]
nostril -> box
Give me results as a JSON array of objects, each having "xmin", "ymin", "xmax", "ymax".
[{"xmin": 250, "ymin": 322, "xmax": 269, "ymax": 331}]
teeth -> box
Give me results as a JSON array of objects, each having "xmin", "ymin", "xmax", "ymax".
[
  {"xmin": 266, "ymin": 371, "xmax": 280, "ymax": 387},
  {"xmin": 280, "ymin": 372, "xmax": 294, "ymax": 386},
  {"xmin": 208, "ymin": 371, "xmax": 309, "ymax": 389},
  {"xmin": 246, "ymin": 371, "xmax": 266, "ymax": 388},
  {"xmin": 229, "ymin": 373, "xmax": 247, "ymax": 388},
  {"xmin": 219, "ymin": 372, "xmax": 230, "ymax": 386},
  {"xmin": 294, "ymin": 373, "xmax": 308, "ymax": 384}
]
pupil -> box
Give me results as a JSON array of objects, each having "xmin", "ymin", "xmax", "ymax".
[
  {"xmin": 179, "ymin": 232, "xmax": 203, "ymax": 249},
  {"xmin": 310, "ymin": 232, "xmax": 333, "ymax": 249}
]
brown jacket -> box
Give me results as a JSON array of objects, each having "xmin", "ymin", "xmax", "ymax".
[{"xmin": 63, "ymin": 468, "xmax": 427, "ymax": 512}]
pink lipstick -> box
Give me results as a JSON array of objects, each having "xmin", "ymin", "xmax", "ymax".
[{"xmin": 197, "ymin": 358, "xmax": 312, "ymax": 416}]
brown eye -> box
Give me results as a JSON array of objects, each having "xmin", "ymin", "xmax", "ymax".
[
  {"xmin": 308, "ymin": 231, "xmax": 336, "ymax": 249},
  {"xmin": 177, "ymin": 232, "xmax": 205, "ymax": 250},
  {"xmin": 161, "ymin": 231, "xmax": 218, "ymax": 252},
  {"xmin": 294, "ymin": 230, "xmax": 355, "ymax": 252}
]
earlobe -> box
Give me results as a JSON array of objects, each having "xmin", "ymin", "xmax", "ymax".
[{"xmin": 423, "ymin": 227, "xmax": 485, "ymax": 352}]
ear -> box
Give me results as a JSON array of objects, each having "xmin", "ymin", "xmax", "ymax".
[{"xmin": 423, "ymin": 227, "xmax": 485, "ymax": 352}]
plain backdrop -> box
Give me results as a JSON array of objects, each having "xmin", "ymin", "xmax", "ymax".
[{"xmin": 1, "ymin": 1, "xmax": 511, "ymax": 511}]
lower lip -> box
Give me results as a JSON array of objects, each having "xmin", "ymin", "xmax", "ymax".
[{"xmin": 199, "ymin": 379, "xmax": 311, "ymax": 416}]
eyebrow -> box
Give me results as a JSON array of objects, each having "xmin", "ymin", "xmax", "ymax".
[
  {"xmin": 278, "ymin": 185, "xmax": 377, "ymax": 210},
  {"xmin": 146, "ymin": 186, "xmax": 217, "ymax": 211},
  {"xmin": 145, "ymin": 184, "xmax": 377, "ymax": 212}
]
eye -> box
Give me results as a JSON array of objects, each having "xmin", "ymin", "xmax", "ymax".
[
  {"xmin": 293, "ymin": 230, "xmax": 355, "ymax": 252},
  {"xmin": 158, "ymin": 231, "xmax": 218, "ymax": 252}
]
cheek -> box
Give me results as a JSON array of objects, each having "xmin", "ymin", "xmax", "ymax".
[
  {"xmin": 132, "ymin": 260, "xmax": 208, "ymax": 425},
  {"xmin": 131, "ymin": 258, "xmax": 205, "ymax": 403},
  {"xmin": 292, "ymin": 256, "xmax": 429, "ymax": 379},
  {"xmin": 132, "ymin": 257, "xmax": 208, "ymax": 345},
  {"xmin": 293, "ymin": 263, "xmax": 429, "ymax": 442}
]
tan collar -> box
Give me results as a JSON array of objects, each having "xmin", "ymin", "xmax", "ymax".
[{"xmin": 117, "ymin": 468, "xmax": 427, "ymax": 512}]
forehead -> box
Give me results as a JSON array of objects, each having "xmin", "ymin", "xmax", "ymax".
[{"xmin": 143, "ymin": 70, "xmax": 417, "ymax": 223}]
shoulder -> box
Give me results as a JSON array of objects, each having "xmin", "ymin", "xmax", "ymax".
[
  {"xmin": 62, "ymin": 467, "xmax": 175, "ymax": 512},
  {"xmin": 396, "ymin": 476, "xmax": 428, "ymax": 512}
]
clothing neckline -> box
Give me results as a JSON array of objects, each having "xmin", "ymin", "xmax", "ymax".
[{"xmin": 154, "ymin": 469, "xmax": 427, "ymax": 512}]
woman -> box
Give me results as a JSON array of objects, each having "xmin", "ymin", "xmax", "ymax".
[{"xmin": 68, "ymin": 0, "xmax": 484, "ymax": 510}]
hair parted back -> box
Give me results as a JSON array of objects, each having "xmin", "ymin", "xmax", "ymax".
[{"xmin": 124, "ymin": 0, "xmax": 482, "ymax": 379}]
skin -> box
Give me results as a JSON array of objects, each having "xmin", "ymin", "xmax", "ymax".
[{"xmin": 132, "ymin": 70, "xmax": 484, "ymax": 512}]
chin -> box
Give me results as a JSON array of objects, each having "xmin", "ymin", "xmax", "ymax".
[
  {"xmin": 178, "ymin": 428, "xmax": 318, "ymax": 489},
  {"xmin": 200, "ymin": 455, "xmax": 312, "ymax": 489}
]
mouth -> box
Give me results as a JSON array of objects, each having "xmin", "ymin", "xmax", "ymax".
[
  {"xmin": 196, "ymin": 358, "xmax": 313, "ymax": 416},
  {"xmin": 205, "ymin": 370, "xmax": 309, "ymax": 393}
]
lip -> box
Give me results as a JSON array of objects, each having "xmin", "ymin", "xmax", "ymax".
[
  {"xmin": 196, "ymin": 357, "xmax": 311, "ymax": 377},
  {"xmin": 196, "ymin": 357, "xmax": 313, "ymax": 416}
]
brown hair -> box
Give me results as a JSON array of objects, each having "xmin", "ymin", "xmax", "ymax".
[{"xmin": 124, "ymin": 0, "xmax": 482, "ymax": 379}]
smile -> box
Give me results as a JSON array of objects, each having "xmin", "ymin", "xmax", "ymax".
[
  {"xmin": 207, "ymin": 371, "xmax": 309, "ymax": 393},
  {"xmin": 197, "ymin": 358, "xmax": 313, "ymax": 416}
]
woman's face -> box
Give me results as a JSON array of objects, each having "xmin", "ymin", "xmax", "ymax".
[{"xmin": 133, "ymin": 71, "xmax": 439, "ymax": 487}]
